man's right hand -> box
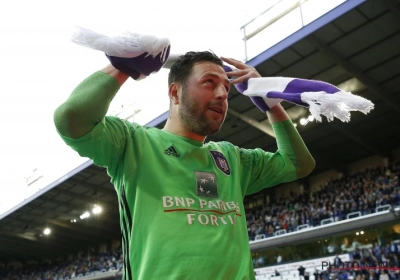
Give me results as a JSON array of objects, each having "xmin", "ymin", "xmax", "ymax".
[{"xmin": 106, "ymin": 45, "xmax": 170, "ymax": 80}]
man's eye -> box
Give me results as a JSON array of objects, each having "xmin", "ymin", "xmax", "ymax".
[{"xmin": 206, "ymin": 79, "xmax": 213, "ymax": 84}]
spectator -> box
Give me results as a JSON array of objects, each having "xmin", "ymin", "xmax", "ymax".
[
  {"xmin": 379, "ymin": 269, "xmax": 389, "ymax": 280},
  {"xmin": 389, "ymin": 241, "xmax": 399, "ymax": 256},
  {"xmin": 276, "ymin": 253, "xmax": 283, "ymax": 264},
  {"xmin": 313, "ymin": 269, "xmax": 321, "ymax": 280},
  {"xmin": 334, "ymin": 254, "xmax": 342, "ymax": 267},
  {"xmin": 298, "ymin": 265, "xmax": 306, "ymax": 280}
]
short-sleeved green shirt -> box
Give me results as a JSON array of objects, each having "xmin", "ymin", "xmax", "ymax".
[{"xmin": 59, "ymin": 114, "xmax": 296, "ymax": 280}]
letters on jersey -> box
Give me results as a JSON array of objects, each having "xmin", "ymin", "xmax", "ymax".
[
  {"xmin": 162, "ymin": 195, "xmax": 241, "ymax": 227},
  {"xmin": 160, "ymin": 147, "xmax": 240, "ymax": 227}
]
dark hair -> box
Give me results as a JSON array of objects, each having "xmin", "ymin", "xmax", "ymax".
[{"xmin": 168, "ymin": 51, "xmax": 223, "ymax": 86}]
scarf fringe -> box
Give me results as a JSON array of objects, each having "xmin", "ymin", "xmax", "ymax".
[
  {"xmin": 301, "ymin": 91, "xmax": 374, "ymax": 122},
  {"xmin": 71, "ymin": 26, "xmax": 170, "ymax": 62}
]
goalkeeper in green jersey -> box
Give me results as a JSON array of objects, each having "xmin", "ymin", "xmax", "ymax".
[{"xmin": 54, "ymin": 48, "xmax": 315, "ymax": 280}]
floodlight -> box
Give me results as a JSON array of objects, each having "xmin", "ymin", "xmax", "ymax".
[
  {"xmin": 80, "ymin": 211, "xmax": 90, "ymax": 219},
  {"xmin": 92, "ymin": 205, "xmax": 102, "ymax": 214},
  {"xmin": 299, "ymin": 118, "xmax": 307, "ymax": 125}
]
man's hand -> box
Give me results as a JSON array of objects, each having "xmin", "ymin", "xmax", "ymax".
[
  {"xmin": 221, "ymin": 57, "xmax": 261, "ymax": 83},
  {"xmin": 106, "ymin": 45, "xmax": 170, "ymax": 80},
  {"xmin": 221, "ymin": 57, "xmax": 282, "ymax": 112},
  {"xmin": 71, "ymin": 27, "xmax": 171, "ymax": 80}
]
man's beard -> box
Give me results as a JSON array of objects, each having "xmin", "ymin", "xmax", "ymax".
[{"xmin": 179, "ymin": 87, "xmax": 226, "ymax": 137}]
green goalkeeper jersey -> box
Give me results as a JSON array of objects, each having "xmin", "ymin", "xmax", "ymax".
[
  {"xmin": 59, "ymin": 117, "xmax": 296, "ymax": 280},
  {"xmin": 57, "ymin": 72, "xmax": 298, "ymax": 280}
]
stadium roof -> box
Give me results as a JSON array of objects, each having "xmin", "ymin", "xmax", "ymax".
[{"xmin": 1, "ymin": 0, "xmax": 400, "ymax": 262}]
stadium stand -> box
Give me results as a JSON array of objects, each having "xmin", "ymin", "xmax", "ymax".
[
  {"xmin": 1, "ymin": 0, "xmax": 400, "ymax": 279},
  {"xmin": 0, "ymin": 248, "xmax": 123, "ymax": 280},
  {"xmin": 0, "ymin": 158, "xmax": 398, "ymax": 279},
  {"xmin": 246, "ymin": 160, "xmax": 400, "ymax": 241}
]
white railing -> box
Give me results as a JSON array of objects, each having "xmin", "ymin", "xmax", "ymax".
[
  {"xmin": 320, "ymin": 217, "xmax": 334, "ymax": 225},
  {"xmin": 376, "ymin": 204, "xmax": 391, "ymax": 212},
  {"xmin": 346, "ymin": 211, "xmax": 361, "ymax": 219},
  {"xmin": 297, "ymin": 224, "xmax": 310, "ymax": 231},
  {"xmin": 250, "ymin": 204, "xmax": 396, "ymax": 244},
  {"xmin": 273, "ymin": 229, "xmax": 287, "ymax": 236},
  {"xmin": 241, "ymin": 0, "xmax": 347, "ymax": 61},
  {"xmin": 255, "ymin": 234, "xmax": 267, "ymax": 240}
]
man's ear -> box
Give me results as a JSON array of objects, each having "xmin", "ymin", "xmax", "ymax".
[{"xmin": 169, "ymin": 83, "xmax": 180, "ymax": 105}]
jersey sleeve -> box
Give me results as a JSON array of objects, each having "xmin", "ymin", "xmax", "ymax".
[
  {"xmin": 57, "ymin": 116, "xmax": 137, "ymax": 176},
  {"xmin": 238, "ymin": 146, "xmax": 297, "ymax": 195}
]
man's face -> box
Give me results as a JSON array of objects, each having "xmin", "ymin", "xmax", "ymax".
[{"xmin": 179, "ymin": 61, "xmax": 230, "ymax": 136}]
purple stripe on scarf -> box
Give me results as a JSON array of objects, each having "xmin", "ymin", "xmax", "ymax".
[
  {"xmin": 266, "ymin": 78, "xmax": 340, "ymax": 107},
  {"xmin": 266, "ymin": 92, "xmax": 309, "ymax": 107},
  {"xmin": 250, "ymin": 96, "xmax": 270, "ymax": 112},
  {"xmin": 223, "ymin": 65, "xmax": 233, "ymax": 72},
  {"xmin": 235, "ymin": 79, "xmax": 248, "ymax": 93},
  {"xmin": 223, "ymin": 65, "xmax": 248, "ymax": 93},
  {"xmin": 285, "ymin": 78, "xmax": 339, "ymax": 94}
]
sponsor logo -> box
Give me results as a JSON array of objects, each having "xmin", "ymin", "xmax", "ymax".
[{"xmin": 195, "ymin": 171, "xmax": 219, "ymax": 198}]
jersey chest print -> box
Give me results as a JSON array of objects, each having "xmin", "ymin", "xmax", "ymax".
[{"xmin": 161, "ymin": 172, "xmax": 241, "ymax": 227}]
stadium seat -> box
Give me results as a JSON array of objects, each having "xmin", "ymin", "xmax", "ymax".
[
  {"xmin": 347, "ymin": 211, "xmax": 361, "ymax": 219},
  {"xmin": 273, "ymin": 229, "xmax": 287, "ymax": 236},
  {"xmin": 297, "ymin": 224, "xmax": 310, "ymax": 231},
  {"xmin": 255, "ymin": 274, "xmax": 268, "ymax": 279},
  {"xmin": 376, "ymin": 204, "xmax": 391, "ymax": 212},
  {"xmin": 255, "ymin": 234, "xmax": 266, "ymax": 240},
  {"xmin": 321, "ymin": 218, "xmax": 334, "ymax": 225}
]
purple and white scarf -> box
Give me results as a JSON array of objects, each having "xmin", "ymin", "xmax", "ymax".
[
  {"xmin": 223, "ymin": 65, "xmax": 374, "ymax": 122},
  {"xmin": 71, "ymin": 27, "xmax": 374, "ymax": 122},
  {"xmin": 71, "ymin": 26, "xmax": 170, "ymax": 79}
]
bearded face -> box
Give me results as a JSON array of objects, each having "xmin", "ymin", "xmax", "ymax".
[{"xmin": 179, "ymin": 84, "xmax": 227, "ymax": 137}]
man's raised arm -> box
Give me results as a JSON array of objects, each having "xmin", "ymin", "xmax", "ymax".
[
  {"xmin": 266, "ymin": 104, "xmax": 315, "ymax": 178},
  {"xmin": 222, "ymin": 56, "xmax": 315, "ymax": 179},
  {"xmin": 56, "ymin": 28, "xmax": 171, "ymax": 139},
  {"xmin": 54, "ymin": 65, "xmax": 129, "ymax": 139}
]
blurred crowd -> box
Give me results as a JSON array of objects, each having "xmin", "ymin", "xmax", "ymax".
[
  {"xmin": 0, "ymin": 248, "xmax": 123, "ymax": 280},
  {"xmin": 246, "ymin": 160, "xmax": 400, "ymax": 241}
]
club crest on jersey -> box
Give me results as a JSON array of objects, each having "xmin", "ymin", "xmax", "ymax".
[
  {"xmin": 195, "ymin": 171, "xmax": 219, "ymax": 198},
  {"xmin": 209, "ymin": 151, "xmax": 230, "ymax": 176}
]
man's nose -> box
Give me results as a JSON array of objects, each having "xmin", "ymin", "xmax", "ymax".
[{"xmin": 216, "ymin": 84, "xmax": 228, "ymax": 100}]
